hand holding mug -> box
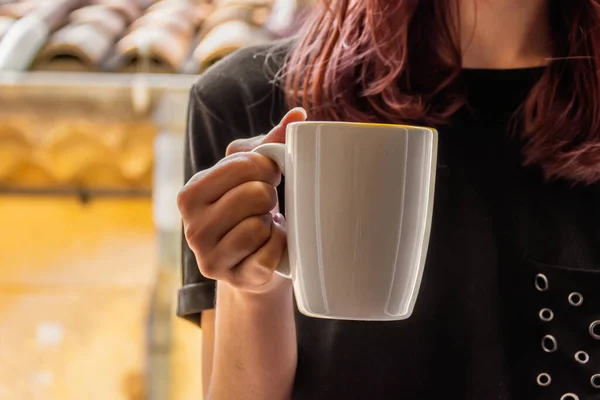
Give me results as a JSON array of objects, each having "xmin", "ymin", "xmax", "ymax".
[
  {"xmin": 180, "ymin": 112, "xmax": 438, "ymax": 321},
  {"xmin": 177, "ymin": 108, "xmax": 307, "ymax": 294}
]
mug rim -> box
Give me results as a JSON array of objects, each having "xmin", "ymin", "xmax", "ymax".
[{"xmin": 287, "ymin": 120, "xmax": 436, "ymax": 131}]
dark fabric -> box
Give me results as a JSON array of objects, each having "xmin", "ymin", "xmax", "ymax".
[
  {"xmin": 178, "ymin": 39, "xmax": 289, "ymax": 324},
  {"xmin": 179, "ymin": 39, "xmax": 600, "ymax": 399}
]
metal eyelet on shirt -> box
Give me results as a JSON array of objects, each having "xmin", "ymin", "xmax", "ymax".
[
  {"xmin": 568, "ymin": 292, "xmax": 584, "ymax": 307},
  {"xmin": 542, "ymin": 335, "xmax": 558, "ymax": 353},
  {"xmin": 535, "ymin": 273, "xmax": 549, "ymax": 291},
  {"xmin": 536, "ymin": 373, "xmax": 551, "ymax": 387},
  {"xmin": 539, "ymin": 308, "xmax": 554, "ymax": 322},
  {"xmin": 560, "ymin": 394, "xmax": 579, "ymax": 400},
  {"xmin": 560, "ymin": 394, "xmax": 580, "ymax": 400},
  {"xmin": 590, "ymin": 320, "xmax": 600, "ymax": 340},
  {"xmin": 574, "ymin": 351, "xmax": 590, "ymax": 364},
  {"xmin": 591, "ymin": 374, "xmax": 600, "ymax": 389}
]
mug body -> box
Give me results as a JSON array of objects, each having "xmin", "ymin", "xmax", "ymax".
[{"xmin": 284, "ymin": 122, "xmax": 437, "ymax": 321}]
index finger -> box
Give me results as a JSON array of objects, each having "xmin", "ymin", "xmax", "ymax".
[
  {"xmin": 182, "ymin": 151, "xmax": 282, "ymax": 207},
  {"xmin": 226, "ymin": 107, "xmax": 307, "ymax": 156}
]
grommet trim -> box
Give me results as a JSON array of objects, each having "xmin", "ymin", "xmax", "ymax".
[
  {"xmin": 539, "ymin": 308, "xmax": 554, "ymax": 322},
  {"xmin": 591, "ymin": 374, "xmax": 600, "ymax": 389},
  {"xmin": 560, "ymin": 393, "xmax": 579, "ymax": 400},
  {"xmin": 574, "ymin": 351, "xmax": 589, "ymax": 364},
  {"xmin": 568, "ymin": 292, "xmax": 584, "ymax": 307},
  {"xmin": 542, "ymin": 335, "xmax": 558, "ymax": 353},
  {"xmin": 536, "ymin": 372, "xmax": 551, "ymax": 387},
  {"xmin": 590, "ymin": 320, "xmax": 600, "ymax": 340},
  {"xmin": 535, "ymin": 273, "xmax": 549, "ymax": 291}
]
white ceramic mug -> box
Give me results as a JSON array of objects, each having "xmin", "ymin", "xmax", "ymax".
[{"xmin": 253, "ymin": 121, "xmax": 438, "ymax": 321}]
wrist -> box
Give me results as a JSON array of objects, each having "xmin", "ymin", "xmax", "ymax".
[{"xmin": 219, "ymin": 275, "xmax": 292, "ymax": 306}]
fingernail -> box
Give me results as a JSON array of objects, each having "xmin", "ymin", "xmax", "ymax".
[
  {"xmin": 292, "ymin": 107, "xmax": 307, "ymax": 118},
  {"xmin": 273, "ymin": 213, "xmax": 286, "ymax": 225}
]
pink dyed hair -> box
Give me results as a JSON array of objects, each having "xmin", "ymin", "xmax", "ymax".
[{"xmin": 284, "ymin": 0, "xmax": 600, "ymax": 184}]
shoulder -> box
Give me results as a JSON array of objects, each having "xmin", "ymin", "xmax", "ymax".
[
  {"xmin": 189, "ymin": 37, "xmax": 295, "ymax": 133},
  {"xmin": 193, "ymin": 37, "xmax": 294, "ymax": 96}
]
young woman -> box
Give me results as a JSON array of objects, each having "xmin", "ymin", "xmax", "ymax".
[{"xmin": 176, "ymin": 1, "xmax": 600, "ymax": 399}]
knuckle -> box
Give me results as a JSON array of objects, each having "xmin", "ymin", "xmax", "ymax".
[
  {"xmin": 187, "ymin": 236, "xmax": 222, "ymax": 279},
  {"xmin": 193, "ymin": 225, "xmax": 212, "ymax": 249},
  {"xmin": 184, "ymin": 221, "xmax": 211, "ymax": 254},
  {"xmin": 176, "ymin": 185, "xmax": 192, "ymax": 214},
  {"xmin": 197, "ymin": 256, "xmax": 220, "ymax": 279},
  {"xmin": 183, "ymin": 222, "xmax": 197, "ymax": 245},
  {"xmin": 182, "ymin": 222, "xmax": 194, "ymax": 243},
  {"xmin": 243, "ymin": 151, "xmax": 277, "ymax": 171},
  {"xmin": 177, "ymin": 170, "xmax": 210, "ymax": 212},
  {"xmin": 223, "ymin": 216, "xmax": 272, "ymax": 266},
  {"xmin": 246, "ymin": 181, "xmax": 277, "ymax": 211},
  {"xmin": 246, "ymin": 214, "xmax": 273, "ymax": 243},
  {"xmin": 222, "ymin": 152, "xmax": 280, "ymax": 185},
  {"xmin": 221, "ymin": 153, "xmax": 256, "ymax": 174},
  {"xmin": 247, "ymin": 152, "xmax": 278, "ymax": 173}
]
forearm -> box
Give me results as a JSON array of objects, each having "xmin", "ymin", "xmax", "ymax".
[{"xmin": 208, "ymin": 279, "xmax": 297, "ymax": 400}]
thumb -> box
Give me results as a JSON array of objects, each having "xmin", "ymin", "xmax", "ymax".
[
  {"xmin": 225, "ymin": 107, "xmax": 307, "ymax": 155},
  {"xmin": 261, "ymin": 107, "xmax": 308, "ymax": 145}
]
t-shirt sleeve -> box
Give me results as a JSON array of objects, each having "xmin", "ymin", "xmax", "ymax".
[
  {"xmin": 176, "ymin": 85, "xmax": 233, "ymax": 326},
  {"xmin": 177, "ymin": 42, "xmax": 289, "ymax": 325}
]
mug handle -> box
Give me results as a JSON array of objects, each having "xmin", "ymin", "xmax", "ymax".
[{"xmin": 252, "ymin": 143, "xmax": 291, "ymax": 279}]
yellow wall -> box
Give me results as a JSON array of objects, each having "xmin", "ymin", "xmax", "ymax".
[
  {"xmin": 0, "ymin": 196, "xmax": 203, "ymax": 400},
  {"xmin": 171, "ymin": 313, "xmax": 204, "ymax": 400}
]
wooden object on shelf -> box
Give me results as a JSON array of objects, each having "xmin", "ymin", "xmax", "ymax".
[
  {"xmin": 199, "ymin": 2, "xmax": 271, "ymax": 37},
  {"xmin": 0, "ymin": 123, "xmax": 34, "ymax": 181},
  {"xmin": 31, "ymin": 1, "xmax": 142, "ymax": 72},
  {"xmin": 184, "ymin": 0, "xmax": 274, "ymax": 73},
  {"xmin": 0, "ymin": 15, "xmax": 13, "ymax": 40},
  {"xmin": 0, "ymin": 115, "xmax": 155, "ymax": 190},
  {"xmin": 0, "ymin": 1, "xmax": 37, "ymax": 41},
  {"xmin": 0, "ymin": 0, "xmax": 84, "ymax": 70},
  {"xmin": 111, "ymin": 0, "xmax": 212, "ymax": 74},
  {"xmin": 90, "ymin": 0, "xmax": 144, "ymax": 23},
  {"xmin": 0, "ymin": 1, "xmax": 38, "ymax": 20},
  {"xmin": 213, "ymin": 0, "xmax": 274, "ymax": 7},
  {"xmin": 1, "ymin": 0, "xmax": 306, "ymax": 74},
  {"xmin": 191, "ymin": 19, "xmax": 270, "ymax": 72}
]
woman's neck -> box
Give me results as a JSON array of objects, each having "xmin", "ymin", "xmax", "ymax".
[{"xmin": 458, "ymin": 0, "xmax": 552, "ymax": 69}]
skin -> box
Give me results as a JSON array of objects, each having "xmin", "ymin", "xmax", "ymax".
[
  {"xmin": 459, "ymin": 0, "xmax": 551, "ymax": 69},
  {"xmin": 178, "ymin": 1, "xmax": 553, "ymax": 399},
  {"xmin": 179, "ymin": 109, "xmax": 306, "ymax": 400}
]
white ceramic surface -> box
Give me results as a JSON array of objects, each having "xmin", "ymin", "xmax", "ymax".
[{"xmin": 253, "ymin": 121, "xmax": 438, "ymax": 321}]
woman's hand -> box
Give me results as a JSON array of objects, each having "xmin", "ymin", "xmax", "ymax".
[{"xmin": 178, "ymin": 108, "xmax": 307, "ymax": 294}]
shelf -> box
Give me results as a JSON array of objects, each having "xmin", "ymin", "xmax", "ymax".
[
  {"xmin": 0, "ymin": 71, "xmax": 191, "ymax": 195},
  {"xmin": 0, "ymin": 70, "xmax": 196, "ymax": 90}
]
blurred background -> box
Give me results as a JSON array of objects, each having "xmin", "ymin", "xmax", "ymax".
[{"xmin": 0, "ymin": 0, "xmax": 311, "ymax": 399}]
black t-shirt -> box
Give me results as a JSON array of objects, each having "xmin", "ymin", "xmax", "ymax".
[{"xmin": 179, "ymin": 39, "xmax": 600, "ymax": 400}]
